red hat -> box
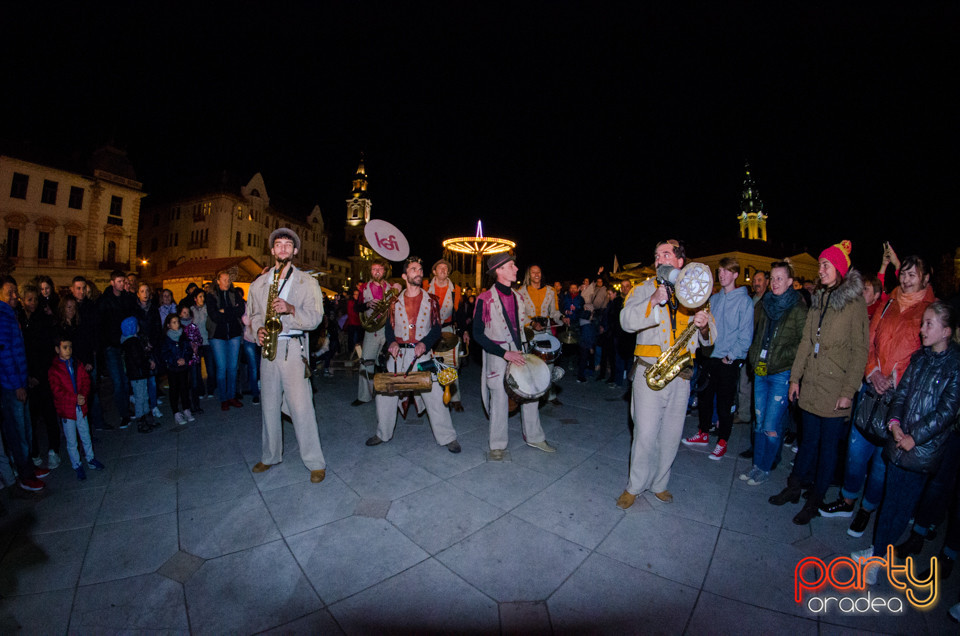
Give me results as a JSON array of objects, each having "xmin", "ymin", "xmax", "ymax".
[{"xmin": 819, "ymin": 240, "xmax": 852, "ymax": 278}]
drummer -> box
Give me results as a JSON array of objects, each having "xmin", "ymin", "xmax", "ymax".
[
  {"xmin": 365, "ymin": 256, "xmax": 461, "ymax": 453},
  {"xmin": 424, "ymin": 258, "xmax": 467, "ymax": 412},
  {"xmin": 518, "ymin": 264, "xmax": 566, "ymax": 405},
  {"xmin": 473, "ymin": 253, "xmax": 556, "ymax": 460}
]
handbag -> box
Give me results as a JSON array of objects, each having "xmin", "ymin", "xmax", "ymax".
[{"xmin": 853, "ymin": 385, "xmax": 892, "ymax": 445}]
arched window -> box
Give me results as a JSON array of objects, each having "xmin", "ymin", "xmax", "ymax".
[{"xmin": 107, "ymin": 240, "xmax": 117, "ymax": 263}]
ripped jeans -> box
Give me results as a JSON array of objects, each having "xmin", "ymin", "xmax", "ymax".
[{"xmin": 753, "ymin": 370, "xmax": 791, "ymax": 473}]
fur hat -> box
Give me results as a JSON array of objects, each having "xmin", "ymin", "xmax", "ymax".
[
  {"xmin": 268, "ymin": 227, "xmax": 301, "ymax": 251},
  {"xmin": 819, "ymin": 240, "xmax": 852, "ymax": 278}
]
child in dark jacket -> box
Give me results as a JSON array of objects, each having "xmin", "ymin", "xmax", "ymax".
[
  {"xmin": 178, "ymin": 304, "xmax": 204, "ymax": 415},
  {"xmin": 161, "ymin": 313, "xmax": 194, "ymax": 425},
  {"xmin": 121, "ymin": 317, "xmax": 157, "ymax": 433},
  {"xmin": 48, "ymin": 333, "xmax": 105, "ymax": 480}
]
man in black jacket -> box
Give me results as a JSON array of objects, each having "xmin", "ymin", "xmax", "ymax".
[{"xmin": 96, "ymin": 270, "xmax": 136, "ymax": 428}]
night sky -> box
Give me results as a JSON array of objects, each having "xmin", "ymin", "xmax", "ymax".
[{"xmin": 2, "ymin": 3, "xmax": 957, "ymax": 281}]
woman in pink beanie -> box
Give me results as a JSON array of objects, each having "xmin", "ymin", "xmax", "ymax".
[{"xmin": 769, "ymin": 239, "xmax": 870, "ymax": 525}]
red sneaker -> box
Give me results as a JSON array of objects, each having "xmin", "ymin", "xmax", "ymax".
[
  {"xmin": 19, "ymin": 477, "xmax": 46, "ymax": 491},
  {"xmin": 229, "ymin": 398, "xmax": 244, "ymax": 408},
  {"xmin": 682, "ymin": 431, "xmax": 710, "ymax": 447},
  {"xmin": 34, "ymin": 467, "xmax": 51, "ymax": 479},
  {"xmin": 708, "ymin": 440, "xmax": 728, "ymax": 461},
  {"xmin": 221, "ymin": 401, "xmax": 230, "ymax": 411}
]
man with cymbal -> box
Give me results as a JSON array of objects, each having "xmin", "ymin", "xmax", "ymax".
[
  {"xmin": 423, "ymin": 258, "xmax": 468, "ymax": 411},
  {"xmin": 518, "ymin": 264, "xmax": 566, "ymax": 405},
  {"xmin": 616, "ymin": 240, "xmax": 716, "ymax": 509},
  {"xmin": 365, "ymin": 256, "xmax": 460, "ymax": 453},
  {"xmin": 353, "ymin": 259, "xmax": 398, "ymax": 406},
  {"xmin": 473, "ymin": 253, "xmax": 555, "ymax": 460}
]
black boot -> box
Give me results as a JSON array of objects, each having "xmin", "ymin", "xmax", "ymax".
[
  {"xmin": 920, "ymin": 552, "xmax": 954, "ymax": 581},
  {"xmin": 769, "ymin": 483, "xmax": 802, "ymax": 506},
  {"xmin": 895, "ymin": 530, "xmax": 926, "ymax": 559},
  {"xmin": 793, "ymin": 500, "xmax": 821, "ymax": 525}
]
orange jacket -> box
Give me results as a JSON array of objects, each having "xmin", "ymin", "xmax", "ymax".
[{"xmin": 864, "ymin": 286, "xmax": 935, "ymax": 386}]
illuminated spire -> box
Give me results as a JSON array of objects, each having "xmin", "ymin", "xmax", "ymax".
[{"xmin": 738, "ymin": 162, "xmax": 767, "ymax": 241}]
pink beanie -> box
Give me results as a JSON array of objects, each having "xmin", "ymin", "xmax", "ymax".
[{"xmin": 819, "ymin": 240, "xmax": 852, "ymax": 278}]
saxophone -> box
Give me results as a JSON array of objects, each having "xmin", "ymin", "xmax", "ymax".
[
  {"xmin": 644, "ymin": 301, "xmax": 710, "ymax": 390},
  {"xmin": 360, "ymin": 286, "xmax": 400, "ymax": 332},
  {"xmin": 261, "ymin": 260, "xmax": 288, "ymax": 361}
]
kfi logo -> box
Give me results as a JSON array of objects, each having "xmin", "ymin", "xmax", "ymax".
[{"xmin": 375, "ymin": 232, "xmax": 399, "ymax": 253}]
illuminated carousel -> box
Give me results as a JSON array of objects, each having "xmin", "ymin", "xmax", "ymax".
[{"xmin": 442, "ymin": 221, "xmax": 516, "ymax": 289}]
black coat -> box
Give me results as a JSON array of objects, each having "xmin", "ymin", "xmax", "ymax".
[
  {"xmin": 121, "ymin": 336, "xmax": 153, "ymax": 381},
  {"xmin": 96, "ymin": 289, "xmax": 136, "ymax": 348},
  {"xmin": 884, "ymin": 342, "xmax": 960, "ymax": 474},
  {"xmin": 206, "ymin": 286, "xmax": 244, "ymax": 340}
]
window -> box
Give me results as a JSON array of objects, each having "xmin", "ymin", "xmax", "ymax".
[
  {"xmin": 247, "ymin": 233, "xmax": 252, "ymax": 246},
  {"xmin": 235, "ymin": 231, "xmax": 242, "ymax": 250},
  {"xmin": 174, "ymin": 232, "xmax": 178, "ymax": 246},
  {"xmin": 106, "ymin": 241, "xmax": 116, "ymax": 263},
  {"xmin": 108, "ymin": 195, "xmax": 123, "ymax": 225},
  {"xmin": 150, "ymin": 237, "xmax": 158, "ymax": 252},
  {"xmin": 66, "ymin": 235, "xmax": 78, "ymax": 261},
  {"xmin": 6, "ymin": 228, "xmax": 20, "ymax": 257},
  {"xmin": 37, "ymin": 232, "xmax": 50, "ymax": 260},
  {"xmin": 41, "ymin": 180, "xmax": 58, "ymax": 205},
  {"xmin": 69, "ymin": 186, "xmax": 84, "ymax": 209},
  {"xmin": 10, "ymin": 172, "xmax": 28, "ymax": 199}
]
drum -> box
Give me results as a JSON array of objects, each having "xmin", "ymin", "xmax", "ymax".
[
  {"xmin": 373, "ymin": 372, "xmax": 433, "ymax": 394},
  {"xmin": 531, "ymin": 333, "xmax": 562, "ymax": 365},
  {"xmin": 504, "ymin": 354, "xmax": 552, "ymax": 403},
  {"xmin": 433, "ymin": 332, "xmax": 461, "ymax": 368}
]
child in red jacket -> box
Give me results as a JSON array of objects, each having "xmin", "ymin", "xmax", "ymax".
[{"xmin": 48, "ymin": 334, "xmax": 105, "ymax": 480}]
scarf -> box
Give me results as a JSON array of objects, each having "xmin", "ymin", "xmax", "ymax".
[
  {"xmin": 762, "ymin": 287, "xmax": 801, "ymax": 323},
  {"xmin": 180, "ymin": 315, "xmax": 193, "ymax": 327},
  {"xmin": 894, "ymin": 286, "xmax": 930, "ymax": 312},
  {"xmin": 167, "ymin": 329, "xmax": 182, "ymax": 342}
]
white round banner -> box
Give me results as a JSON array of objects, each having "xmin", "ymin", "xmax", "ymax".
[{"xmin": 364, "ymin": 219, "xmax": 410, "ymax": 262}]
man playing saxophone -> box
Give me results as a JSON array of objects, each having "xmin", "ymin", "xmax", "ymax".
[
  {"xmin": 353, "ymin": 259, "xmax": 399, "ymax": 406},
  {"xmin": 616, "ymin": 240, "xmax": 715, "ymax": 509},
  {"xmin": 249, "ymin": 228, "xmax": 327, "ymax": 483}
]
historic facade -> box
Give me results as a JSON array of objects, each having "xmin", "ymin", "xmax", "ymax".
[
  {"xmin": 0, "ymin": 146, "xmax": 146, "ymax": 289},
  {"xmin": 344, "ymin": 157, "xmax": 377, "ymax": 285},
  {"xmin": 138, "ymin": 173, "xmax": 328, "ymax": 282}
]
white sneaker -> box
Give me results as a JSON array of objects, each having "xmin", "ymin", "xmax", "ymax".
[
  {"xmin": 865, "ymin": 563, "xmax": 880, "ymax": 585},
  {"xmin": 183, "ymin": 409, "xmax": 196, "ymax": 423},
  {"xmin": 174, "ymin": 412, "xmax": 186, "ymax": 425},
  {"xmin": 32, "ymin": 456, "xmax": 43, "ymax": 467},
  {"xmin": 152, "ymin": 406, "xmax": 163, "ymax": 419},
  {"xmin": 851, "ymin": 546, "xmax": 874, "ymax": 562},
  {"xmin": 47, "ymin": 450, "xmax": 61, "ymax": 470},
  {"xmin": 949, "ymin": 601, "xmax": 960, "ymax": 623}
]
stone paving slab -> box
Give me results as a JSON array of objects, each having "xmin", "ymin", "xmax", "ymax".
[{"xmin": 1, "ymin": 367, "xmax": 945, "ymax": 633}]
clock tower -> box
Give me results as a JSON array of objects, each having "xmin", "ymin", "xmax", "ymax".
[
  {"xmin": 345, "ymin": 155, "xmax": 377, "ymax": 285},
  {"xmin": 738, "ymin": 162, "xmax": 767, "ymax": 241}
]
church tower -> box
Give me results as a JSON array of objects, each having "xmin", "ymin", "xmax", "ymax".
[
  {"xmin": 738, "ymin": 162, "xmax": 767, "ymax": 241},
  {"xmin": 345, "ymin": 155, "xmax": 371, "ymax": 248}
]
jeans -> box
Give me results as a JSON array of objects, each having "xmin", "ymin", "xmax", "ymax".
[
  {"xmin": 147, "ymin": 375, "xmax": 158, "ymax": 409},
  {"xmin": 841, "ymin": 422, "xmax": 886, "ymax": 511},
  {"xmin": 0, "ymin": 388, "xmax": 36, "ymax": 478},
  {"xmin": 210, "ymin": 336, "xmax": 241, "ymax": 402},
  {"xmin": 102, "ymin": 345, "xmax": 130, "ymax": 421},
  {"xmin": 242, "ymin": 340, "xmax": 261, "ymax": 398},
  {"xmin": 61, "ymin": 407, "xmax": 95, "ymax": 469},
  {"xmin": 753, "ymin": 370, "xmax": 791, "ymax": 472},
  {"xmin": 577, "ymin": 323, "xmax": 597, "ymax": 380},
  {"xmin": 912, "ymin": 432, "xmax": 960, "ymax": 533},
  {"xmin": 697, "ymin": 357, "xmax": 742, "ymax": 442},
  {"xmin": 131, "ymin": 379, "xmax": 149, "ymax": 419},
  {"xmin": 0, "ymin": 425, "xmax": 16, "ymax": 487},
  {"xmin": 198, "ymin": 344, "xmax": 216, "ymax": 396},
  {"xmin": 873, "ymin": 461, "xmax": 928, "ymax": 556},
  {"xmin": 790, "ymin": 410, "xmax": 848, "ymax": 503}
]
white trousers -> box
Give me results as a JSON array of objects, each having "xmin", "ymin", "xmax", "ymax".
[
  {"xmin": 261, "ymin": 338, "xmax": 326, "ymax": 471},
  {"xmin": 358, "ymin": 329, "xmax": 385, "ymax": 402},
  {"xmin": 627, "ymin": 372, "xmax": 690, "ymax": 494},
  {"xmin": 484, "ymin": 352, "xmax": 546, "ymax": 451},
  {"xmin": 375, "ymin": 348, "xmax": 457, "ymax": 446}
]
